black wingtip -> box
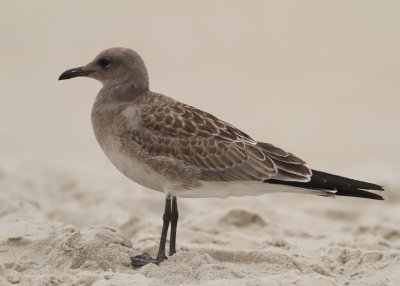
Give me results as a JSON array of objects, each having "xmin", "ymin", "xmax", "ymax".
[
  {"xmin": 335, "ymin": 188, "xmax": 384, "ymax": 200},
  {"xmin": 265, "ymin": 169, "xmax": 385, "ymax": 200},
  {"xmin": 311, "ymin": 170, "xmax": 384, "ymax": 191}
]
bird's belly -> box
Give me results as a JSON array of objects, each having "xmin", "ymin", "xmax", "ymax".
[
  {"xmin": 177, "ymin": 181, "xmax": 330, "ymax": 198},
  {"xmin": 109, "ymin": 150, "xmax": 166, "ymax": 192},
  {"xmin": 97, "ymin": 135, "xmax": 167, "ymax": 193}
]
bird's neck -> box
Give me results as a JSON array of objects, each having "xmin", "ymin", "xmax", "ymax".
[{"xmin": 98, "ymin": 83, "xmax": 149, "ymax": 102}]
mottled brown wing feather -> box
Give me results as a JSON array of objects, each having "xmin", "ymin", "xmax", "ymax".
[
  {"xmin": 257, "ymin": 142, "xmax": 311, "ymax": 181},
  {"xmin": 123, "ymin": 99, "xmax": 311, "ymax": 182}
]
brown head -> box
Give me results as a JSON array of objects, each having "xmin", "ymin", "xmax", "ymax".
[{"xmin": 59, "ymin": 47, "xmax": 149, "ymax": 91}]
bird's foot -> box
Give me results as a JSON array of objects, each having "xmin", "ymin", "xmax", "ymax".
[{"xmin": 130, "ymin": 253, "xmax": 167, "ymax": 267}]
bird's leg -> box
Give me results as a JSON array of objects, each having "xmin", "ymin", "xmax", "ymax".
[
  {"xmin": 131, "ymin": 194, "xmax": 172, "ymax": 267},
  {"xmin": 169, "ymin": 196, "xmax": 178, "ymax": 256},
  {"xmin": 154, "ymin": 193, "xmax": 172, "ymax": 262}
]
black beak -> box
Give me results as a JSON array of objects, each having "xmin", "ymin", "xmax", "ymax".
[{"xmin": 58, "ymin": 67, "xmax": 92, "ymax": 80}]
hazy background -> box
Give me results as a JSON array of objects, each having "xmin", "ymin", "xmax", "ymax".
[{"xmin": 1, "ymin": 0, "xmax": 399, "ymax": 187}]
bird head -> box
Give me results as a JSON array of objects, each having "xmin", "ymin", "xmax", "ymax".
[{"xmin": 59, "ymin": 47, "xmax": 149, "ymax": 91}]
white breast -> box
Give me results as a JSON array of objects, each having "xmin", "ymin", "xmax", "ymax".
[{"xmin": 101, "ymin": 135, "xmax": 168, "ymax": 193}]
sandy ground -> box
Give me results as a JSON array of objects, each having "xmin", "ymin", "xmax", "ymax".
[{"xmin": 0, "ymin": 162, "xmax": 399, "ymax": 286}]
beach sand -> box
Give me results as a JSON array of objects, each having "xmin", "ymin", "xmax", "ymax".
[{"xmin": 0, "ymin": 162, "xmax": 398, "ymax": 285}]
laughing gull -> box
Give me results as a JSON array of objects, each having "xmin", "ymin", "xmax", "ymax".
[{"xmin": 59, "ymin": 47, "xmax": 384, "ymax": 266}]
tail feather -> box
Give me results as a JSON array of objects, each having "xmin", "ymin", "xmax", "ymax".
[{"xmin": 265, "ymin": 169, "xmax": 384, "ymax": 200}]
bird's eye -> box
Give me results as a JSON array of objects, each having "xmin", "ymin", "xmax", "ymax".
[{"xmin": 99, "ymin": 58, "xmax": 112, "ymax": 68}]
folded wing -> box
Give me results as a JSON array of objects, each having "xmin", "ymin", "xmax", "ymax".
[{"xmin": 122, "ymin": 99, "xmax": 311, "ymax": 183}]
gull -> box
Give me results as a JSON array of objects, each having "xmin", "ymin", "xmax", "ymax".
[{"xmin": 59, "ymin": 47, "xmax": 384, "ymax": 267}]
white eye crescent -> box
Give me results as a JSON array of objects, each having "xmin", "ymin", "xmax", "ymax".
[{"xmin": 99, "ymin": 58, "xmax": 112, "ymax": 68}]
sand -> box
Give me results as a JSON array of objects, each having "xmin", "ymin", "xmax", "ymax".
[{"xmin": 0, "ymin": 162, "xmax": 399, "ymax": 286}]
